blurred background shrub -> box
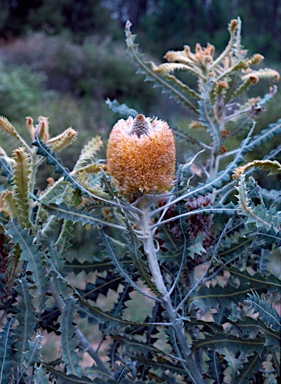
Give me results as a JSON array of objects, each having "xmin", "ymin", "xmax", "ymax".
[{"xmin": 1, "ymin": 0, "xmax": 281, "ymax": 146}]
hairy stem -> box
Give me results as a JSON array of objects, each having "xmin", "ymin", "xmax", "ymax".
[{"xmin": 137, "ymin": 196, "xmax": 205, "ymax": 384}]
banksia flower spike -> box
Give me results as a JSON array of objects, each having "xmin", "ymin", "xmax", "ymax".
[{"xmin": 106, "ymin": 114, "xmax": 175, "ymax": 195}]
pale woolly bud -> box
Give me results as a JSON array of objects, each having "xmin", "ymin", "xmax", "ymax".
[
  {"xmin": 184, "ymin": 45, "xmax": 191, "ymax": 56},
  {"xmin": 26, "ymin": 117, "xmax": 35, "ymax": 140},
  {"xmin": 195, "ymin": 43, "xmax": 202, "ymax": 53},
  {"xmin": 206, "ymin": 43, "xmax": 215, "ymax": 57},
  {"xmin": 37, "ymin": 116, "xmax": 50, "ymax": 142}
]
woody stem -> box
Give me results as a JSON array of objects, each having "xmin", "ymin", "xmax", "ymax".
[{"xmin": 137, "ymin": 196, "xmax": 205, "ymax": 384}]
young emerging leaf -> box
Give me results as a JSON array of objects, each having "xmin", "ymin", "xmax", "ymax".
[
  {"xmin": 233, "ymin": 159, "xmax": 281, "ymax": 179},
  {"xmin": 12, "ymin": 147, "xmax": 32, "ymax": 228},
  {"xmin": 73, "ymin": 136, "xmax": 103, "ymax": 171}
]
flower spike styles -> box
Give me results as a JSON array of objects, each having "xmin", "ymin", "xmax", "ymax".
[{"xmin": 106, "ymin": 114, "xmax": 176, "ymax": 195}]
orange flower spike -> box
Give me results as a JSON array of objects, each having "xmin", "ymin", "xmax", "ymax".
[{"xmin": 106, "ymin": 114, "xmax": 176, "ymax": 195}]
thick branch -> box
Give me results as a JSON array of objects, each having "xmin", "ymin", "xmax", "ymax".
[{"xmin": 137, "ymin": 196, "xmax": 205, "ymax": 384}]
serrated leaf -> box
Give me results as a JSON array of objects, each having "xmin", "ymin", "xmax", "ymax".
[
  {"xmin": 76, "ymin": 283, "xmax": 150, "ymax": 330},
  {"xmin": 48, "ymin": 366, "xmax": 95, "ymax": 383},
  {"xmin": 245, "ymin": 292, "xmax": 281, "ymax": 331},
  {"xmin": 46, "ymin": 202, "xmax": 125, "ymax": 231},
  {"xmin": 14, "ymin": 278, "xmax": 36, "ymax": 372},
  {"xmin": 236, "ymin": 354, "xmax": 260, "ymax": 384},
  {"xmin": 198, "ymin": 81, "xmax": 221, "ymax": 153},
  {"xmin": 234, "ymin": 317, "xmax": 281, "ymax": 349},
  {"xmin": 122, "ymin": 288, "xmax": 155, "ymax": 322},
  {"xmin": 222, "ymin": 346, "xmax": 244, "ymax": 377},
  {"xmin": 236, "ymin": 174, "xmax": 280, "ymax": 232},
  {"xmin": 166, "ymin": 74, "xmax": 200, "ymax": 99},
  {"xmin": 23, "ymin": 334, "xmax": 44, "ymax": 363},
  {"xmin": 231, "ymin": 77, "xmax": 255, "ymax": 99},
  {"xmin": 192, "ymin": 333, "xmax": 265, "ymax": 357},
  {"xmin": 248, "ymin": 118, "xmax": 281, "ymax": 151},
  {"xmin": 34, "ymin": 365, "xmax": 50, "ymax": 384},
  {"xmin": 105, "ymin": 99, "xmax": 138, "ymax": 118},
  {"xmin": 155, "ymin": 202, "xmax": 237, "ymax": 229},
  {"xmin": 227, "ymin": 266, "xmax": 281, "ymax": 291},
  {"xmin": 188, "ymin": 236, "xmax": 206, "ymax": 259},
  {"xmin": 64, "ymin": 259, "xmax": 112, "ymax": 274},
  {"xmin": 189, "ymin": 283, "xmax": 252, "ymax": 311},
  {"xmin": 53, "ymin": 219, "xmax": 75, "ymax": 253},
  {"xmin": 0, "ymin": 115, "xmax": 20, "ymax": 139},
  {"xmin": 0, "ymin": 317, "xmax": 14, "ymax": 383},
  {"xmin": 100, "ymin": 230, "xmax": 158, "ymax": 302},
  {"xmin": 6, "ymin": 221, "xmax": 47, "ymax": 298},
  {"xmin": 40, "ymin": 181, "xmax": 74, "ymax": 206},
  {"xmin": 61, "ymin": 298, "xmax": 83, "ymax": 378},
  {"xmin": 207, "ymin": 350, "xmax": 224, "ymax": 383},
  {"xmin": 43, "ymin": 253, "xmax": 139, "ymax": 330},
  {"xmin": 113, "ymin": 332, "xmax": 171, "ymax": 358},
  {"xmin": 118, "ymin": 354, "xmax": 186, "ymax": 378},
  {"xmin": 32, "ymin": 129, "xmax": 113, "ymax": 206}
]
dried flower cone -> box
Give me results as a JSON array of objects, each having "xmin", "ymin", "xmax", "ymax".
[{"xmin": 107, "ymin": 114, "xmax": 175, "ymax": 194}]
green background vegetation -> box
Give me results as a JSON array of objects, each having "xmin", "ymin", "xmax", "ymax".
[{"xmin": 1, "ymin": 0, "xmax": 281, "ymax": 152}]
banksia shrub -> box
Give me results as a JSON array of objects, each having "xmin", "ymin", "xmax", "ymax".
[
  {"xmin": 0, "ymin": 18, "xmax": 280, "ymax": 384},
  {"xmin": 106, "ymin": 114, "xmax": 175, "ymax": 195}
]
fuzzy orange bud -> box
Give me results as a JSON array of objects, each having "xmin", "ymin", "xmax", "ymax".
[{"xmin": 106, "ymin": 114, "xmax": 176, "ymax": 195}]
